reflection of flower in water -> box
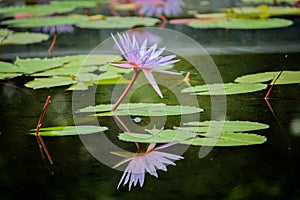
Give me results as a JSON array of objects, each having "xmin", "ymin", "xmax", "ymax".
[
  {"xmin": 113, "ymin": 142, "xmax": 183, "ymax": 190},
  {"xmin": 137, "ymin": 0, "xmax": 185, "ymax": 17}
]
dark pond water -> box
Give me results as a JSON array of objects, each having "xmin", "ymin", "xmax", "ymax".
[{"xmin": 0, "ymin": 4, "xmax": 300, "ymax": 197}]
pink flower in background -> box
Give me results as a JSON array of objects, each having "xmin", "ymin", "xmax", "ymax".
[
  {"xmin": 137, "ymin": 0, "xmax": 185, "ymax": 17},
  {"xmin": 33, "ymin": 25, "xmax": 74, "ymax": 35},
  {"xmin": 113, "ymin": 143, "xmax": 183, "ymax": 190}
]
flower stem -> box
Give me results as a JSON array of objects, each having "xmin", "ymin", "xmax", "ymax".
[{"xmin": 111, "ymin": 70, "xmax": 140, "ymax": 112}]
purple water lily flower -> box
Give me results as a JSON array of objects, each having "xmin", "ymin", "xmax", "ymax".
[
  {"xmin": 33, "ymin": 25, "xmax": 74, "ymax": 35},
  {"xmin": 112, "ymin": 142, "xmax": 183, "ymax": 190},
  {"xmin": 110, "ymin": 32, "xmax": 180, "ymax": 111},
  {"xmin": 136, "ymin": 0, "xmax": 185, "ymax": 17}
]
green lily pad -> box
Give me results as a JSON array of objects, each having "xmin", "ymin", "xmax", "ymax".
[
  {"xmin": 50, "ymin": 0, "xmax": 101, "ymax": 8},
  {"xmin": 0, "ymin": 4, "xmax": 76, "ymax": 17},
  {"xmin": 76, "ymin": 16, "xmax": 159, "ymax": 29},
  {"xmin": 235, "ymin": 71, "xmax": 300, "ymax": 85},
  {"xmin": 118, "ymin": 129, "xmax": 267, "ymax": 146},
  {"xmin": 1, "ymin": 31, "xmax": 49, "ymax": 45},
  {"xmin": 0, "ymin": 61, "xmax": 23, "ymax": 73},
  {"xmin": 186, "ymin": 132, "xmax": 267, "ymax": 146},
  {"xmin": 14, "ymin": 57, "xmax": 63, "ymax": 74},
  {"xmin": 178, "ymin": 121, "xmax": 269, "ymax": 132},
  {"xmin": 2, "ymin": 15, "xmax": 89, "ymax": 28},
  {"xmin": 0, "ymin": 28, "xmax": 49, "ymax": 45},
  {"xmin": 188, "ymin": 18, "xmax": 293, "ymax": 29},
  {"xmin": 53, "ymin": 54, "xmax": 121, "ymax": 66},
  {"xmin": 25, "ymin": 76, "xmax": 77, "ymax": 89},
  {"xmin": 181, "ymin": 83, "xmax": 267, "ymax": 95},
  {"xmin": 29, "ymin": 125, "xmax": 108, "ymax": 136},
  {"xmin": 119, "ymin": 129, "xmax": 197, "ymax": 143},
  {"xmin": 77, "ymin": 103, "xmax": 204, "ymax": 116}
]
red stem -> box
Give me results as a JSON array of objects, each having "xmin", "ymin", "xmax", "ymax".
[
  {"xmin": 48, "ymin": 33, "xmax": 57, "ymax": 54},
  {"xmin": 111, "ymin": 70, "xmax": 140, "ymax": 111},
  {"xmin": 36, "ymin": 96, "xmax": 53, "ymax": 165}
]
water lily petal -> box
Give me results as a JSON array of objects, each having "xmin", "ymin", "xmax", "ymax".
[{"xmin": 142, "ymin": 69, "xmax": 163, "ymax": 98}]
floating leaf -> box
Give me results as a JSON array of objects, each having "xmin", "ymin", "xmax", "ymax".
[
  {"xmin": 29, "ymin": 125, "xmax": 108, "ymax": 136},
  {"xmin": 178, "ymin": 121, "xmax": 269, "ymax": 132},
  {"xmin": 119, "ymin": 129, "xmax": 197, "ymax": 143},
  {"xmin": 235, "ymin": 71, "xmax": 300, "ymax": 85},
  {"xmin": 2, "ymin": 15, "xmax": 89, "ymax": 28},
  {"xmin": 0, "ymin": 4, "xmax": 76, "ymax": 17},
  {"xmin": 77, "ymin": 103, "xmax": 204, "ymax": 116},
  {"xmin": 185, "ymin": 132, "xmax": 267, "ymax": 146},
  {"xmin": 76, "ymin": 16, "xmax": 159, "ymax": 29},
  {"xmin": 0, "ymin": 61, "xmax": 23, "ymax": 73},
  {"xmin": 53, "ymin": 54, "xmax": 121, "ymax": 67},
  {"xmin": 1, "ymin": 31, "xmax": 49, "ymax": 45},
  {"xmin": 181, "ymin": 83, "xmax": 267, "ymax": 95},
  {"xmin": 118, "ymin": 129, "xmax": 267, "ymax": 146},
  {"xmin": 0, "ymin": 28, "xmax": 49, "ymax": 45},
  {"xmin": 25, "ymin": 76, "xmax": 76, "ymax": 89},
  {"xmin": 14, "ymin": 57, "xmax": 63, "ymax": 74},
  {"xmin": 226, "ymin": 5, "xmax": 300, "ymax": 18},
  {"xmin": 50, "ymin": 0, "xmax": 101, "ymax": 8},
  {"xmin": 188, "ymin": 18, "xmax": 293, "ymax": 29}
]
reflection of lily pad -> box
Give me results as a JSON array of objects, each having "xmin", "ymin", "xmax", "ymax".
[
  {"xmin": 0, "ymin": 28, "xmax": 49, "ymax": 45},
  {"xmin": 235, "ymin": 71, "xmax": 300, "ymax": 85},
  {"xmin": 76, "ymin": 16, "xmax": 159, "ymax": 29},
  {"xmin": 29, "ymin": 126, "xmax": 108, "ymax": 136},
  {"xmin": 188, "ymin": 18, "xmax": 293, "ymax": 29},
  {"xmin": 2, "ymin": 15, "xmax": 89, "ymax": 28},
  {"xmin": 178, "ymin": 121, "xmax": 269, "ymax": 132},
  {"xmin": 181, "ymin": 83, "xmax": 267, "ymax": 95},
  {"xmin": 119, "ymin": 129, "xmax": 267, "ymax": 146},
  {"xmin": 78, "ymin": 103, "xmax": 204, "ymax": 116}
]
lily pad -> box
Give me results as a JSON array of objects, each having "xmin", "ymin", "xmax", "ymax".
[
  {"xmin": 14, "ymin": 57, "xmax": 63, "ymax": 74},
  {"xmin": 50, "ymin": 1, "xmax": 102, "ymax": 8},
  {"xmin": 2, "ymin": 15, "xmax": 89, "ymax": 28},
  {"xmin": 118, "ymin": 129, "xmax": 267, "ymax": 146},
  {"xmin": 0, "ymin": 4, "xmax": 76, "ymax": 17},
  {"xmin": 77, "ymin": 103, "xmax": 204, "ymax": 116},
  {"xmin": 0, "ymin": 31, "xmax": 49, "ymax": 45},
  {"xmin": 29, "ymin": 125, "xmax": 108, "ymax": 136},
  {"xmin": 181, "ymin": 83, "xmax": 267, "ymax": 95},
  {"xmin": 25, "ymin": 76, "xmax": 77, "ymax": 89},
  {"xmin": 76, "ymin": 16, "xmax": 159, "ymax": 29},
  {"xmin": 188, "ymin": 18, "xmax": 293, "ymax": 29},
  {"xmin": 178, "ymin": 121, "xmax": 269, "ymax": 132},
  {"xmin": 186, "ymin": 132, "xmax": 267, "ymax": 146},
  {"xmin": 235, "ymin": 71, "xmax": 300, "ymax": 85}
]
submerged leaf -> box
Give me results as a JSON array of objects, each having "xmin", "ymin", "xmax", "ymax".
[
  {"xmin": 235, "ymin": 71, "xmax": 300, "ymax": 85},
  {"xmin": 29, "ymin": 125, "xmax": 108, "ymax": 136},
  {"xmin": 77, "ymin": 103, "xmax": 204, "ymax": 116},
  {"xmin": 181, "ymin": 83, "xmax": 267, "ymax": 95}
]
